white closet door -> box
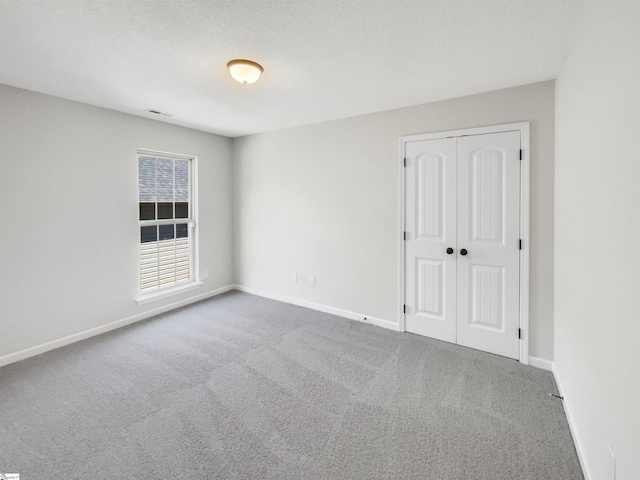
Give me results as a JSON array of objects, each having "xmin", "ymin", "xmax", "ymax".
[
  {"xmin": 456, "ymin": 131, "xmax": 521, "ymax": 359},
  {"xmin": 404, "ymin": 138, "xmax": 457, "ymax": 342}
]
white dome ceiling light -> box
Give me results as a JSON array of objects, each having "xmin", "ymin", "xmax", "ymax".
[{"xmin": 227, "ymin": 59, "xmax": 264, "ymax": 85}]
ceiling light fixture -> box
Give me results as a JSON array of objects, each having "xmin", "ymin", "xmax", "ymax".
[{"xmin": 226, "ymin": 59, "xmax": 264, "ymax": 85}]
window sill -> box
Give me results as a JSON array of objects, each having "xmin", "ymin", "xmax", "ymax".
[{"xmin": 136, "ymin": 281, "xmax": 203, "ymax": 305}]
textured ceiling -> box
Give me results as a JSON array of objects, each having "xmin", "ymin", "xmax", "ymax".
[{"xmin": 0, "ymin": 0, "xmax": 585, "ymax": 137}]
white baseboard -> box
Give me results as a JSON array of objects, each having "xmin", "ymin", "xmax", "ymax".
[
  {"xmin": 232, "ymin": 284, "xmax": 400, "ymax": 332},
  {"xmin": 0, "ymin": 284, "xmax": 398, "ymax": 368},
  {"xmin": 0, "ymin": 284, "xmax": 235, "ymax": 368},
  {"xmin": 552, "ymin": 363, "xmax": 591, "ymax": 480},
  {"xmin": 528, "ymin": 355, "xmax": 553, "ymax": 371}
]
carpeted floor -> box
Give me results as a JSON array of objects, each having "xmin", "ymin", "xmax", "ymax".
[{"xmin": 0, "ymin": 291, "xmax": 583, "ymax": 479}]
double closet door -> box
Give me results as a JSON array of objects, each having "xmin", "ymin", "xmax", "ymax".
[{"xmin": 404, "ymin": 131, "xmax": 521, "ymax": 359}]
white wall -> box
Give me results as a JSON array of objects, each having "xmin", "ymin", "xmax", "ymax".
[
  {"xmin": 233, "ymin": 81, "xmax": 555, "ymax": 360},
  {"xmin": 0, "ymin": 85, "xmax": 234, "ymax": 362},
  {"xmin": 554, "ymin": 1, "xmax": 640, "ymax": 479}
]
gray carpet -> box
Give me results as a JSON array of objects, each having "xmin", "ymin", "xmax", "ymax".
[{"xmin": 0, "ymin": 291, "xmax": 583, "ymax": 479}]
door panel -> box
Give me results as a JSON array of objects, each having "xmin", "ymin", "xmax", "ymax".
[
  {"xmin": 404, "ymin": 138, "xmax": 457, "ymax": 342},
  {"xmin": 470, "ymin": 264, "xmax": 504, "ymax": 329},
  {"xmin": 416, "ymin": 152, "xmax": 445, "ymax": 238},
  {"xmin": 456, "ymin": 131, "xmax": 521, "ymax": 359},
  {"xmin": 416, "ymin": 259, "xmax": 444, "ymax": 316},
  {"xmin": 470, "ymin": 148, "xmax": 505, "ymax": 244}
]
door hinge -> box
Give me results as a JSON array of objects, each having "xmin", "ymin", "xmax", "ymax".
[
  {"xmin": 518, "ymin": 328, "xmax": 522, "ymax": 339},
  {"xmin": 404, "ymin": 231, "xmax": 407, "ymax": 241},
  {"xmin": 519, "ymin": 239, "xmax": 522, "ymax": 250},
  {"xmin": 519, "ymin": 149, "xmax": 523, "ymax": 160},
  {"xmin": 403, "ymin": 157, "xmax": 407, "ymax": 167},
  {"xmin": 403, "ymin": 304, "xmax": 406, "ymax": 314}
]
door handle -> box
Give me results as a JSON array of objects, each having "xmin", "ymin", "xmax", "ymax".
[
  {"xmin": 446, "ymin": 247, "xmax": 454, "ymax": 254},
  {"xmin": 460, "ymin": 249, "xmax": 468, "ymax": 256}
]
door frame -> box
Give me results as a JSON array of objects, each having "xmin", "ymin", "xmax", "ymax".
[{"xmin": 398, "ymin": 122, "xmax": 530, "ymax": 364}]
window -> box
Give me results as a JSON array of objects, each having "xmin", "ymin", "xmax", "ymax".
[{"xmin": 138, "ymin": 151, "xmax": 196, "ymax": 294}]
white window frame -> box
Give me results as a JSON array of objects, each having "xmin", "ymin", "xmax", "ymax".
[{"xmin": 136, "ymin": 148, "xmax": 201, "ymax": 305}]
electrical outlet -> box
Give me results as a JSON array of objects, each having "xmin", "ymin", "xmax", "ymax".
[
  {"xmin": 202, "ymin": 269, "xmax": 209, "ymax": 279},
  {"xmin": 608, "ymin": 445, "xmax": 616, "ymax": 480},
  {"xmin": 309, "ymin": 276, "xmax": 315, "ymax": 286},
  {"xmin": 292, "ymin": 273, "xmax": 297, "ymax": 283}
]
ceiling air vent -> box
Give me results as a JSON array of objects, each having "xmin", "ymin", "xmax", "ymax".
[{"xmin": 146, "ymin": 109, "xmax": 171, "ymax": 117}]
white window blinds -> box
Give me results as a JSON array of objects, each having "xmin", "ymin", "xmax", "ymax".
[{"xmin": 138, "ymin": 153, "xmax": 193, "ymax": 292}]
